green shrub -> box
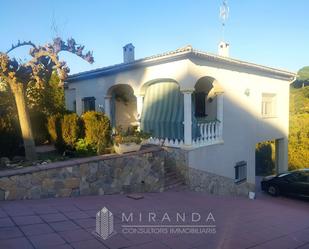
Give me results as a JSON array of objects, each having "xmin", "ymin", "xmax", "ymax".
[
  {"xmin": 82, "ymin": 111, "xmax": 111, "ymax": 154},
  {"xmin": 30, "ymin": 111, "xmax": 49, "ymax": 145},
  {"xmin": 75, "ymin": 138, "xmax": 95, "ymax": 156},
  {"xmin": 62, "ymin": 113, "xmax": 82, "ymax": 148},
  {"xmin": 113, "ymin": 125, "xmax": 151, "ymax": 145},
  {"xmin": 255, "ymin": 141, "xmax": 275, "ymax": 176},
  {"xmin": 0, "ymin": 115, "xmax": 23, "ymax": 158},
  {"xmin": 47, "ymin": 114, "xmax": 65, "ymax": 152}
]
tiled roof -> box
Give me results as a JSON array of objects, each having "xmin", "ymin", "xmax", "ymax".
[{"xmin": 67, "ymin": 45, "xmax": 296, "ymax": 82}]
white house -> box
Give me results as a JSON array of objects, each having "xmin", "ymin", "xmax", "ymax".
[{"xmin": 65, "ymin": 42, "xmax": 296, "ymax": 195}]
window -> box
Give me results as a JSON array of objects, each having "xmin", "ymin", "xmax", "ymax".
[
  {"xmin": 82, "ymin": 97, "xmax": 96, "ymax": 112},
  {"xmin": 289, "ymin": 172, "xmax": 309, "ymax": 182},
  {"xmin": 235, "ymin": 161, "xmax": 247, "ymax": 183},
  {"xmin": 261, "ymin": 93, "xmax": 276, "ymax": 117}
]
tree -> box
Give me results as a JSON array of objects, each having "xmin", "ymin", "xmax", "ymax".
[
  {"xmin": 0, "ymin": 38, "xmax": 94, "ymax": 161},
  {"xmin": 27, "ymin": 71, "xmax": 65, "ymax": 115},
  {"xmin": 293, "ymin": 66, "xmax": 309, "ymax": 88}
]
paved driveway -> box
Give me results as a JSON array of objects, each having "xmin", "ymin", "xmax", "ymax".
[{"xmin": 0, "ymin": 190, "xmax": 308, "ymax": 249}]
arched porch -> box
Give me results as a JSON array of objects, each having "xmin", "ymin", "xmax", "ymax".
[
  {"xmin": 105, "ymin": 84, "xmax": 137, "ymax": 129},
  {"xmin": 191, "ymin": 76, "xmax": 224, "ymax": 147}
]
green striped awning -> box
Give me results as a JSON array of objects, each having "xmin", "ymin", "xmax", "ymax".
[{"xmin": 141, "ymin": 82, "xmax": 184, "ymax": 140}]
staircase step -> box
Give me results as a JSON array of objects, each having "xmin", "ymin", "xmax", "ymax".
[
  {"xmin": 164, "ymin": 178, "xmax": 183, "ymax": 187},
  {"xmin": 164, "ymin": 167, "xmax": 174, "ymax": 173},
  {"xmin": 165, "ymin": 181, "xmax": 186, "ymax": 190},
  {"xmin": 165, "ymin": 171, "xmax": 177, "ymax": 177},
  {"xmin": 163, "ymin": 166, "xmax": 186, "ymax": 191},
  {"xmin": 166, "ymin": 183, "xmax": 188, "ymax": 191}
]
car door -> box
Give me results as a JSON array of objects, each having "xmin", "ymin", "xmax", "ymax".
[
  {"xmin": 297, "ymin": 172, "xmax": 309, "ymax": 196},
  {"xmin": 278, "ymin": 173, "xmax": 300, "ymax": 195},
  {"xmin": 284, "ymin": 172, "xmax": 308, "ymax": 196}
]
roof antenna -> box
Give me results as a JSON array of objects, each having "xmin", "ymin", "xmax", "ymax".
[
  {"xmin": 218, "ymin": 0, "xmax": 230, "ymax": 57},
  {"xmin": 219, "ymin": 0, "xmax": 229, "ymax": 41}
]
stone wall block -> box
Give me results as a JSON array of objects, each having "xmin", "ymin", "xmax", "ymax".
[
  {"xmin": 58, "ymin": 188, "xmax": 72, "ymax": 197},
  {"xmin": 64, "ymin": 178, "xmax": 80, "ymax": 189},
  {"xmin": 42, "ymin": 179, "xmax": 54, "ymax": 190}
]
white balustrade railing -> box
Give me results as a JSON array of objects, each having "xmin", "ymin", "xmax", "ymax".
[
  {"xmin": 147, "ymin": 137, "xmax": 184, "ymax": 148},
  {"xmin": 195, "ymin": 120, "xmax": 222, "ymax": 146},
  {"xmin": 146, "ymin": 120, "xmax": 222, "ymax": 148}
]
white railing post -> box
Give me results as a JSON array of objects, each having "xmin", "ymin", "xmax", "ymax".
[
  {"xmin": 210, "ymin": 122, "xmax": 214, "ymax": 142},
  {"xmin": 207, "ymin": 123, "xmax": 211, "ymax": 141},
  {"xmin": 217, "ymin": 94, "xmax": 224, "ymax": 139},
  {"xmin": 215, "ymin": 121, "xmax": 219, "ymax": 139}
]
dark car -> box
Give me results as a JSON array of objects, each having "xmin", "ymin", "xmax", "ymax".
[{"xmin": 261, "ymin": 169, "xmax": 309, "ymax": 198}]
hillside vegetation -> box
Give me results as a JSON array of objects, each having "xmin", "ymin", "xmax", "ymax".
[{"xmin": 288, "ymin": 86, "xmax": 309, "ymax": 170}]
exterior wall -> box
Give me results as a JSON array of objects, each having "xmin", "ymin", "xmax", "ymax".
[
  {"xmin": 0, "ymin": 147, "xmax": 164, "ymax": 201},
  {"xmin": 115, "ymin": 99, "xmax": 137, "ymax": 129},
  {"xmin": 65, "ymin": 88, "xmax": 76, "ymax": 112}
]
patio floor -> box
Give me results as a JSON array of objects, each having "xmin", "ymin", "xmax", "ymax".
[{"xmin": 0, "ymin": 189, "xmax": 308, "ymax": 249}]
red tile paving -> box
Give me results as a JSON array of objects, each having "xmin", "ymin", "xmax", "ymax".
[
  {"xmin": 12, "ymin": 215, "xmax": 43, "ymax": 226},
  {"xmin": 19, "ymin": 223, "xmax": 53, "ymax": 236},
  {"xmin": 40, "ymin": 213, "xmax": 68, "ymax": 223},
  {"xmin": 0, "ymin": 190, "xmax": 308, "ymax": 249},
  {"xmin": 49, "ymin": 220, "xmax": 80, "ymax": 232},
  {"xmin": 0, "ymin": 227, "xmax": 23, "ymax": 240},
  {"xmin": 28, "ymin": 233, "xmax": 66, "ymax": 248}
]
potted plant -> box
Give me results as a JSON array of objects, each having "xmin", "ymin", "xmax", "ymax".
[{"xmin": 113, "ymin": 126, "xmax": 150, "ymax": 154}]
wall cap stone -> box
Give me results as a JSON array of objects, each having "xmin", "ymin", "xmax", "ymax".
[{"xmin": 0, "ymin": 146, "xmax": 162, "ymax": 178}]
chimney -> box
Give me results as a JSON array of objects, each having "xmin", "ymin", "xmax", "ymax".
[
  {"xmin": 123, "ymin": 43, "xmax": 135, "ymax": 63},
  {"xmin": 218, "ymin": 41, "xmax": 229, "ymax": 57}
]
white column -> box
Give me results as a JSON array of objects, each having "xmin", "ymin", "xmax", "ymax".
[
  {"xmin": 275, "ymin": 138, "xmax": 288, "ymax": 173},
  {"xmin": 181, "ymin": 89, "xmax": 194, "ymax": 148},
  {"xmin": 136, "ymin": 95, "xmax": 144, "ymax": 120},
  {"xmin": 216, "ymin": 93, "xmax": 224, "ymax": 138},
  {"xmin": 104, "ymin": 96, "xmax": 112, "ymax": 119},
  {"xmin": 135, "ymin": 94, "xmax": 144, "ymax": 130}
]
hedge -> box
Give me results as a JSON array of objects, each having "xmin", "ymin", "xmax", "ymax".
[
  {"xmin": 47, "ymin": 114, "xmax": 65, "ymax": 152},
  {"xmin": 47, "ymin": 111, "xmax": 111, "ymax": 155},
  {"xmin": 62, "ymin": 113, "xmax": 82, "ymax": 148},
  {"xmin": 0, "ymin": 115, "xmax": 23, "ymax": 158},
  {"xmin": 82, "ymin": 111, "xmax": 111, "ymax": 154}
]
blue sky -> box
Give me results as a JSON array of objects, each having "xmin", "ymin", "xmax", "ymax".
[{"xmin": 1, "ymin": 0, "xmax": 308, "ymax": 74}]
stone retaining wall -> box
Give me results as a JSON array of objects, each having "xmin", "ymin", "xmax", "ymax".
[
  {"xmin": 187, "ymin": 167, "xmax": 255, "ymax": 197},
  {"xmin": 165, "ymin": 147, "xmax": 255, "ymax": 197},
  {"xmin": 0, "ymin": 147, "xmax": 165, "ymax": 200}
]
